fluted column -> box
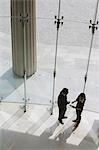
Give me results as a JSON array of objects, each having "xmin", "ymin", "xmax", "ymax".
[{"xmin": 11, "ymin": 0, "xmax": 36, "ymax": 77}]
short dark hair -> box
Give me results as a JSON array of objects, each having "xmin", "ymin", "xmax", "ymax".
[{"xmin": 62, "ymin": 88, "xmax": 68, "ymax": 94}]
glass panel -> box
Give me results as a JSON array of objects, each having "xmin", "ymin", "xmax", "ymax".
[
  {"xmin": 54, "ymin": 0, "xmax": 99, "ymax": 113},
  {"xmin": 61, "ymin": 0, "xmax": 97, "ymax": 22},
  {"xmin": 26, "ymin": 18, "xmax": 56, "ymax": 105},
  {"xmin": 0, "ymin": 0, "xmax": 99, "ymax": 112},
  {"xmin": 0, "ymin": 0, "xmax": 10, "ymax": 17},
  {"xmin": 54, "ymin": 22, "xmax": 91, "ymax": 102},
  {"xmin": 85, "ymin": 32, "xmax": 99, "ymax": 112},
  {"xmin": 0, "ymin": 1, "xmax": 24, "ymax": 104},
  {"xmin": 36, "ymin": 0, "xmax": 58, "ymax": 18}
]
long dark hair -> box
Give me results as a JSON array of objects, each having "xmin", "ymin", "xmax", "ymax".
[{"xmin": 79, "ymin": 93, "xmax": 86, "ymax": 100}]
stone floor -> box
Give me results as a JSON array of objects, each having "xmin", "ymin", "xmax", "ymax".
[{"xmin": 0, "ymin": 103, "xmax": 99, "ymax": 150}]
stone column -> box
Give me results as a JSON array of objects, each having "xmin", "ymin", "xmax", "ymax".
[{"xmin": 11, "ymin": 0, "xmax": 36, "ymax": 77}]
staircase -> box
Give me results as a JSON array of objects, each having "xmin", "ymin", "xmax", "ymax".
[{"xmin": 0, "ymin": 102, "xmax": 51, "ymax": 135}]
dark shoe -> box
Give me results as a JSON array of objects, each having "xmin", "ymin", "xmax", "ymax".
[
  {"xmin": 60, "ymin": 121, "xmax": 64, "ymax": 125},
  {"xmin": 72, "ymin": 119, "xmax": 77, "ymax": 122},
  {"xmin": 63, "ymin": 116, "xmax": 68, "ymax": 119},
  {"xmin": 58, "ymin": 119, "xmax": 64, "ymax": 124}
]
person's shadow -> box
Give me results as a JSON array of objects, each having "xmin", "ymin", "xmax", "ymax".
[
  {"xmin": 41, "ymin": 121, "xmax": 59, "ymax": 138},
  {"xmin": 49, "ymin": 122, "xmax": 80, "ymax": 143},
  {"xmin": 57, "ymin": 124, "xmax": 74, "ymax": 143}
]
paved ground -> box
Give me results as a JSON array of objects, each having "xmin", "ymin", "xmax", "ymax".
[
  {"xmin": 0, "ymin": 103, "xmax": 98, "ymax": 150},
  {"xmin": 0, "ymin": 121, "xmax": 98, "ymax": 150}
]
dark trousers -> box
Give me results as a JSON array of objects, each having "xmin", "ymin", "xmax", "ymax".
[
  {"xmin": 58, "ymin": 107, "xmax": 66, "ymax": 121},
  {"xmin": 76, "ymin": 110, "xmax": 82, "ymax": 122}
]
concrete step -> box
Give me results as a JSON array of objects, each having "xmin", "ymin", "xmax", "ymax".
[
  {"xmin": 0, "ymin": 103, "xmax": 23, "ymax": 127},
  {"xmin": 8, "ymin": 105, "xmax": 50, "ymax": 133},
  {"xmin": 1, "ymin": 108, "xmax": 24, "ymax": 129}
]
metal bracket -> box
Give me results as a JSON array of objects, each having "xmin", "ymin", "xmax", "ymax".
[
  {"xmin": 89, "ymin": 20, "xmax": 98, "ymax": 34},
  {"xmin": 54, "ymin": 15, "xmax": 64, "ymax": 30},
  {"xmin": 20, "ymin": 13, "xmax": 29, "ymax": 23}
]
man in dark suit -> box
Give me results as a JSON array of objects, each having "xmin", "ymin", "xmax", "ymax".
[{"xmin": 57, "ymin": 88, "xmax": 70, "ymax": 124}]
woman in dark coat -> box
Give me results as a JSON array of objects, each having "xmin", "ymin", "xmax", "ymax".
[
  {"xmin": 71, "ymin": 93, "xmax": 86, "ymax": 124},
  {"xmin": 57, "ymin": 88, "xmax": 70, "ymax": 124}
]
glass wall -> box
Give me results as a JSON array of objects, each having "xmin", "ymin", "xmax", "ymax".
[
  {"xmin": 0, "ymin": 0, "xmax": 24, "ymax": 105},
  {"xmin": 0, "ymin": 0, "xmax": 99, "ymax": 112}
]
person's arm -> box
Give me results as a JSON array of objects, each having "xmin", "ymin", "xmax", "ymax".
[
  {"xmin": 71, "ymin": 99, "xmax": 77, "ymax": 104},
  {"xmin": 67, "ymin": 101, "xmax": 70, "ymax": 104},
  {"xmin": 70, "ymin": 105, "xmax": 76, "ymax": 108},
  {"xmin": 70, "ymin": 105, "xmax": 81, "ymax": 111},
  {"xmin": 72, "ymin": 95, "xmax": 79, "ymax": 104}
]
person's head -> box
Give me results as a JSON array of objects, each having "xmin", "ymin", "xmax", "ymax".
[
  {"xmin": 62, "ymin": 88, "xmax": 69, "ymax": 95},
  {"xmin": 79, "ymin": 93, "xmax": 86, "ymax": 101}
]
